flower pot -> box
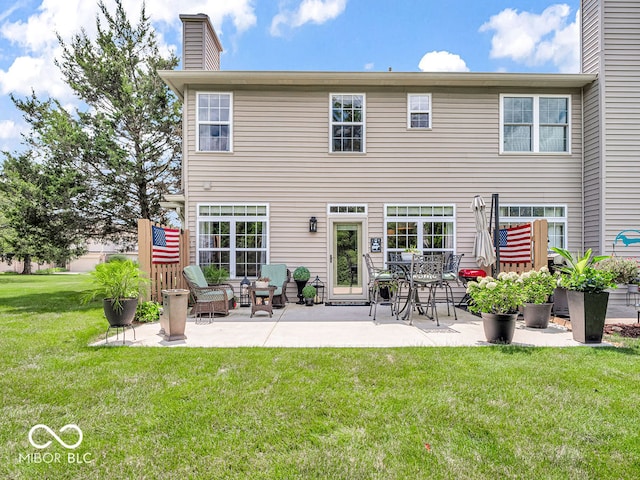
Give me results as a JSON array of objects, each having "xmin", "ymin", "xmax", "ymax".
[
  {"xmin": 566, "ymin": 290, "xmax": 609, "ymax": 343},
  {"xmin": 401, "ymin": 252, "xmax": 414, "ymax": 261},
  {"xmin": 255, "ymin": 281, "xmax": 269, "ymax": 288},
  {"xmin": 551, "ymin": 287, "xmax": 570, "ymax": 317},
  {"xmin": 295, "ymin": 280, "xmax": 307, "ymax": 304},
  {"xmin": 103, "ymin": 298, "xmax": 138, "ymax": 327},
  {"xmin": 523, "ymin": 303, "xmax": 552, "ymax": 329},
  {"xmin": 304, "ymin": 298, "xmax": 314, "ymax": 306},
  {"xmin": 481, "ymin": 313, "xmax": 517, "ymax": 344}
]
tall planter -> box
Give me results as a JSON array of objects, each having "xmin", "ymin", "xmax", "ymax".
[
  {"xmin": 295, "ymin": 280, "xmax": 307, "ymax": 305},
  {"xmin": 103, "ymin": 298, "xmax": 138, "ymax": 327},
  {"xmin": 566, "ymin": 290, "xmax": 609, "ymax": 343},
  {"xmin": 523, "ymin": 303, "xmax": 552, "ymax": 329},
  {"xmin": 481, "ymin": 313, "xmax": 517, "ymax": 344}
]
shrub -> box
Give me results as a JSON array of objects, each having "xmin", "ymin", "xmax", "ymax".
[
  {"xmin": 135, "ymin": 301, "xmax": 161, "ymax": 322},
  {"xmin": 595, "ymin": 257, "xmax": 639, "ymax": 284},
  {"xmin": 293, "ymin": 266, "xmax": 310, "ymax": 282},
  {"xmin": 466, "ymin": 271, "xmax": 525, "ymax": 314},
  {"xmin": 520, "ymin": 267, "xmax": 557, "ymax": 304},
  {"xmin": 203, "ymin": 265, "xmax": 229, "ymax": 284},
  {"xmin": 302, "ymin": 285, "xmax": 316, "ymax": 299}
]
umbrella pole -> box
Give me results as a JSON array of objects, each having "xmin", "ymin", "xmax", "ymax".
[{"xmin": 492, "ymin": 193, "xmax": 500, "ymax": 275}]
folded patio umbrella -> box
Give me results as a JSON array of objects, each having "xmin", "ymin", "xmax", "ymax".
[{"xmin": 471, "ymin": 195, "xmax": 496, "ymax": 268}]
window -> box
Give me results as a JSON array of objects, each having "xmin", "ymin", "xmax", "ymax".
[
  {"xmin": 500, "ymin": 204, "xmax": 567, "ymax": 250},
  {"xmin": 407, "ymin": 94, "xmax": 431, "ymax": 129},
  {"xmin": 501, "ymin": 95, "xmax": 569, "ymax": 153},
  {"xmin": 197, "ymin": 93, "xmax": 232, "ymax": 152},
  {"xmin": 328, "ymin": 204, "xmax": 367, "ymax": 214},
  {"xmin": 330, "ymin": 94, "xmax": 365, "ymax": 153},
  {"xmin": 385, "ymin": 205, "xmax": 455, "ymax": 259},
  {"xmin": 197, "ymin": 204, "xmax": 268, "ymax": 278}
]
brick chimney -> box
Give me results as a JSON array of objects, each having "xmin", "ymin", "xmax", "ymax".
[{"xmin": 179, "ymin": 13, "xmax": 223, "ymax": 70}]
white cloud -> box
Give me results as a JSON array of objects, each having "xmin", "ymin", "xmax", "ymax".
[
  {"xmin": 479, "ymin": 4, "xmax": 579, "ymax": 73},
  {"xmin": 271, "ymin": 0, "xmax": 347, "ymax": 36},
  {"xmin": 0, "ymin": 119, "xmax": 21, "ymax": 140},
  {"xmin": 418, "ymin": 51, "xmax": 469, "ymax": 72},
  {"xmin": 364, "ymin": 62, "xmax": 374, "ymax": 70}
]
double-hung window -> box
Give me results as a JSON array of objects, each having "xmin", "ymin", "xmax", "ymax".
[
  {"xmin": 330, "ymin": 94, "xmax": 365, "ymax": 153},
  {"xmin": 501, "ymin": 94, "xmax": 569, "ymax": 153},
  {"xmin": 407, "ymin": 94, "xmax": 431, "ymax": 129},
  {"xmin": 197, "ymin": 92, "xmax": 232, "ymax": 152},
  {"xmin": 385, "ymin": 205, "xmax": 456, "ymax": 260},
  {"xmin": 197, "ymin": 204, "xmax": 268, "ymax": 278}
]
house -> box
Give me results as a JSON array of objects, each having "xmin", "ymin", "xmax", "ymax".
[{"xmin": 159, "ymin": 0, "xmax": 640, "ymax": 305}]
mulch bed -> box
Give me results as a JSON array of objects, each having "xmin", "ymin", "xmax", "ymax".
[{"xmin": 604, "ymin": 323, "xmax": 640, "ymax": 338}]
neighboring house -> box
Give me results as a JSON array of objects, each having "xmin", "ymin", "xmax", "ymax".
[{"xmin": 159, "ymin": 0, "xmax": 640, "ymax": 305}]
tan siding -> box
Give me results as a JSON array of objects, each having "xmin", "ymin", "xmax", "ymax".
[
  {"xmin": 182, "ymin": 86, "xmax": 585, "ymax": 279},
  {"xmin": 582, "ymin": 0, "xmax": 601, "ymax": 73},
  {"xmin": 182, "ymin": 21, "xmax": 204, "ymax": 70},
  {"xmin": 601, "ymin": 0, "xmax": 640, "ymax": 255}
]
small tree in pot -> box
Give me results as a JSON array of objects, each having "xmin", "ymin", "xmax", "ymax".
[
  {"xmin": 84, "ymin": 258, "xmax": 150, "ymax": 327},
  {"xmin": 293, "ymin": 266, "xmax": 310, "ymax": 304}
]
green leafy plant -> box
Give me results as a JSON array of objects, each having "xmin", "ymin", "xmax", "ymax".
[
  {"xmin": 551, "ymin": 247, "xmax": 616, "ymax": 293},
  {"xmin": 135, "ymin": 301, "xmax": 161, "ymax": 323},
  {"xmin": 293, "ymin": 266, "xmax": 310, "ymax": 282},
  {"xmin": 466, "ymin": 271, "xmax": 525, "ymax": 314},
  {"xmin": 595, "ymin": 256, "xmax": 639, "ymax": 284},
  {"xmin": 83, "ymin": 259, "xmax": 150, "ymax": 311},
  {"xmin": 302, "ymin": 285, "xmax": 317, "ymax": 299},
  {"xmin": 520, "ymin": 267, "xmax": 557, "ymax": 304},
  {"xmin": 203, "ymin": 265, "xmax": 229, "ymax": 285}
]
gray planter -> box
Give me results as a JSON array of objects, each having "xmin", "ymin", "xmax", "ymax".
[
  {"xmin": 103, "ymin": 298, "xmax": 138, "ymax": 327},
  {"xmin": 481, "ymin": 313, "xmax": 517, "ymax": 344},
  {"xmin": 566, "ymin": 290, "xmax": 609, "ymax": 343},
  {"xmin": 523, "ymin": 303, "xmax": 552, "ymax": 329}
]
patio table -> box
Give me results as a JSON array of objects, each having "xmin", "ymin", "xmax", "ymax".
[{"xmin": 388, "ymin": 256, "xmax": 442, "ymax": 323}]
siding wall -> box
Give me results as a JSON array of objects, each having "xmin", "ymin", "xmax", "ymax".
[
  {"xmin": 582, "ymin": 0, "xmax": 603, "ymax": 253},
  {"xmin": 181, "ymin": 16, "xmax": 221, "ymax": 70},
  {"xmin": 602, "ymin": 0, "xmax": 640, "ymax": 255},
  {"xmin": 183, "ymin": 85, "xmax": 585, "ymax": 281}
]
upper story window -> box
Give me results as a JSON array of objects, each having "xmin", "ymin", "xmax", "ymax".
[
  {"xmin": 501, "ymin": 95, "xmax": 570, "ymax": 153},
  {"xmin": 197, "ymin": 92, "xmax": 232, "ymax": 152},
  {"xmin": 330, "ymin": 94, "xmax": 365, "ymax": 153},
  {"xmin": 407, "ymin": 94, "xmax": 431, "ymax": 129}
]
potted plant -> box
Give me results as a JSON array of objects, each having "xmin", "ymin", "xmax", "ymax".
[
  {"xmin": 466, "ymin": 271, "xmax": 525, "ymax": 344},
  {"xmin": 595, "ymin": 256, "xmax": 639, "ymax": 296},
  {"xmin": 293, "ymin": 266, "xmax": 310, "ymax": 304},
  {"xmin": 520, "ymin": 267, "xmax": 557, "ymax": 328},
  {"xmin": 302, "ymin": 285, "xmax": 316, "ymax": 306},
  {"xmin": 84, "ymin": 258, "xmax": 150, "ymax": 328},
  {"xmin": 401, "ymin": 247, "xmax": 420, "ymax": 261},
  {"xmin": 551, "ymin": 247, "xmax": 617, "ymax": 343},
  {"xmin": 255, "ymin": 277, "xmax": 270, "ymax": 288}
]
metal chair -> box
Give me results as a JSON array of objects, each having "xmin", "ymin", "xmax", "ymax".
[
  {"xmin": 408, "ymin": 254, "xmax": 443, "ymax": 325},
  {"xmin": 364, "ymin": 253, "xmax": 397, "ymax": 321},
  {"xmin": 436, "ymin": 253, "xmax": 463, "ymax": 320}
]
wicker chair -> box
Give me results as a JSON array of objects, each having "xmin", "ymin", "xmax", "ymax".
[
  {"xmin": 182, "ymin": 265, "xmax": 233, "ymax": 318},
  {"xmin": 258, "ymin": 264, "xmax": 290, "ymax": 308}
]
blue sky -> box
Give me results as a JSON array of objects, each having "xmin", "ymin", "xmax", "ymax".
[{"xmin": 0, "ymin": 0, "xmax": 580, "ymax": 154}]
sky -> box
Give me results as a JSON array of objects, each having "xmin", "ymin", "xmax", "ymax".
[{"xmin": 0, "ymin": 0, "xmax": 581, "ymax": 154}]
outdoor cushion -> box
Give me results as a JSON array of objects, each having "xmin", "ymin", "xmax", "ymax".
[
  {"xmin": 259, "ymin": 264, "xmax": 288, "ymax": 296},
  {"xmin": 184, "ymin": 265, "xmax": 234, "ymax": 300}
]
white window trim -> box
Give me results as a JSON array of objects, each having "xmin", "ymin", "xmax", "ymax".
[
  {"xmin": 329, "ymin": 93, "xmax": 366, "ymax": 154},
  {"xmin": 327, "ymin": 204, "xmax": 368, "ymax": 216},
  {"xmin": 407, "ymin": 93, "xmax": 432, "ymax": 129},
  {"xmin": 196, "ymin": 203, "xmax": 269, "ymax": 278},
  {"xmin": 196, "ymin": 91, "xmax": 233, "ymax": 153},
  {"xmin": 384, "ymin": 203, "xmax": 457, "ymax": 258},
  {"xmin": 499, "ymin": 94, "xmax": 571, "ymax": 154},
  {"xmin": 499, "ymin": 203, "xmax": 568, "ymax": 249}
]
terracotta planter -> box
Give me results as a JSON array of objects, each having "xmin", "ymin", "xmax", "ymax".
[
  {"xmin": 566, "ymin": 290, "xmax": 609, "ymax": 343},
  {"xmin": 523, "ymin": 303, "xmax": 553, "ymax": 329},
  {"xmin": 481, "ymin": 313, "xmax": 517, "ymax": 344},
  {"xmin": 103, "ymin": 298, "xmax": 138, "ymax": 327}
]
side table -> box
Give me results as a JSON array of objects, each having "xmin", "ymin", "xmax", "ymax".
[{"xmin": 249, "ymin": 285, "xmax": 276, "ymax": 318}]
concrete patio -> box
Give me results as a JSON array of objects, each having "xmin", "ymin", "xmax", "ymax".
[{"xmin": 92, "ymin": 301, "xmax": 639, "ymax": 348}]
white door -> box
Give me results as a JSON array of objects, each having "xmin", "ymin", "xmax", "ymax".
[{"xmin": 328, "ymin": 220, "xmax": 367, "ymax": 302}]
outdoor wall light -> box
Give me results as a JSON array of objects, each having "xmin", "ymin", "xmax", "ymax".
[{"xmin": 309, "ymin": 216, "xmax": 318, "ymax": 233}]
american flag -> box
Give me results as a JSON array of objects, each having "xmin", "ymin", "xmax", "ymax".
[
  {"xmin": 152, "ymin": 225, "xmax": 180, "ymax": 264},
  {"xmin": 498, "ymin": 223, "xmax": 532, "ymax": 263}
]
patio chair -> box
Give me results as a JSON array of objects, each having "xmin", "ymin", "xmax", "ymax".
[
  {"xmin": 182, "ymin": 265, "xmax": 233, "ymax": 318},
  {"xmin": 364, "ymin": 253, "xmax": 398, "ymax": 321},
  {"xmin": 408, "ymin": 254, "xmax": 443, "ymax": 325},
  {"xmin": 436, "ymin": 253, "xmax": 464, "ymax": 320},
  {"xmin": 258, "ymin": 264, "xmax": 290, "ymax": 307}
]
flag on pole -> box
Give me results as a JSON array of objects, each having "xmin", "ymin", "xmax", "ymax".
[
  {"xmin": 498, "ymin": 224, "xmax": 532, "ymax": 263},
  {"xmin": 152, "ymin": 225, "xmax": 180, "ymax": 264}
]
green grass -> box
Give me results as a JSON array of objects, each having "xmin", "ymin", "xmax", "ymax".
[{"xmin": 1, "ymin": 274, "xmax": 640, "ymax": 479}]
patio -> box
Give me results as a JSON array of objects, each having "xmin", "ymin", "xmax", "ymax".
[{"xmin": 93, "ymin": 301, "xmax": 639, "ymax": 348}]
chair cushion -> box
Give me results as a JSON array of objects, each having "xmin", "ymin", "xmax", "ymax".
[
  {"xmin": 183, "ymin": 265, "xmax": 208, "ymax": 288},
  {"xmin": 259, "ymin": 264, "xmax": 288, "ymax": 296}
]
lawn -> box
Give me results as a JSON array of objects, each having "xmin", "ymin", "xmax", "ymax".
[{"xmin": 1, "ymin": 274, "xmax": 639, "ymax": 479}]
